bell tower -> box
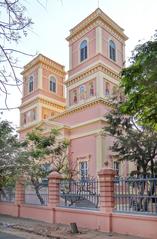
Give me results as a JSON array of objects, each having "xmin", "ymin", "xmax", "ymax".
[
  {"xmin": 19, "ymin": 54, "xmax": 66, "ymax": 139},
  {"xmin": 65, "ymin": 8, "xmax": 128, "ymax": 108}
]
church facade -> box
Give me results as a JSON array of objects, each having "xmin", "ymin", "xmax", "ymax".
[{"xmin": 19, "ymin": 8, "xmax": 129, "ymax": 179}]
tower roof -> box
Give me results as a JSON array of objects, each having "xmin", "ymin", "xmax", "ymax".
[
  {"xmin": 66, "ymin": 8, "xmax": 128, "ymax": 42},
  {"xmin": 21, "ymin": 54, "xmax": 65, "ymax": 75}
]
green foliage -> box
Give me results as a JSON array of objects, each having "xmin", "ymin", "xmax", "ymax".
[
  {"xmin": 17, "ymin": 128, "xmax": 69, "ymax": 204},
  {"xmin": 18, "ymin": 127, "xmax": 69, "ymax": 181},
  {"xmin": 0, "ymin": 120, "xmax": 19, "ymax": 188},
  {"xmin": 121, "ymin": 34, "xmax": 157, "ymax": 129},
  {"xmin": 104, "ymin": 105, "xmax": 157, "ymax": 177}
]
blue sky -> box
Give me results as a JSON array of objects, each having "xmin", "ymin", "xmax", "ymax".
[{"xmin": 1, "ymin": 0, "xmax": 157, "ymax": 128}]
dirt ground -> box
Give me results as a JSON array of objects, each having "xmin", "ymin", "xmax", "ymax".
[{"xmin": 0, "ymin": 214, "xmax": 147, "ymax": 239}]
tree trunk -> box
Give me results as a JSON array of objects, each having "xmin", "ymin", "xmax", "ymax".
[{"xmin": 31, "ymin": 179, "xmax": 45, "ymax": 205}]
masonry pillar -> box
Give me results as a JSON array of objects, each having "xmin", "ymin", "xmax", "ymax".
[
  {"xmin": 15, "ymin": 177, "xmax": 25, "ymax": 217},
  {"xmin": 98, "ymin": 168, "xmax": 115, "ymax": 212},
  {"xmin": 48, "ymin": 171, "xmax": 62, "ymax": 208}
]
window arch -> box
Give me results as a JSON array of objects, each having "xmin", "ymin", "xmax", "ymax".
[
  {"xmin": 80, "ymin": 40, "xmax": 88, "ymax": 62},
  {"xmin": 28, "ymin": 75, "xmax": 33, "ymax": 92},
  {"xmin": 109, "ymin": 40, "xmax": 116, "ymax": 61},
  {"xmin": 49, "ymin": 76, "xmax": 56, "ymax": 93}
]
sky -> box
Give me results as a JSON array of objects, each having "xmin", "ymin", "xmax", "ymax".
[{"xmin": 0, "ymin": 0, "xmax": 157, "ymax": 129}]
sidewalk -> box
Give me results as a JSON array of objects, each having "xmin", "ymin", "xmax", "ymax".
[{"xmin": 0, "ymin": 214, "xmax": 147, "ymax": 239}]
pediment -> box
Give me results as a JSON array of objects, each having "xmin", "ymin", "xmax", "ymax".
[{"xmin": 36, "ymin": 119, "xmax": 70, "ymax": 134}]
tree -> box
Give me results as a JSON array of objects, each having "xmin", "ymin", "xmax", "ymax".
[
  {"xmin": 0, "ymin": 120, "xmax": 19, "ymax": 194},
  {"xmin": 104, "ymin": 104, "xmax": 157, "ymax": 211},
  {"xmin": 120, "ymin": 34, "xmax": 157, "ymax": 129},
  {"xmin": 18, "ymin": 128, "xmax": 69, "ymax": 204},
  {"xmin": 104, "ymin": 105, "xmax": 157, "ymax": 177},
  {"xmin": 0, "ymin": 0, "xmax": 33, "ymax": 110}
]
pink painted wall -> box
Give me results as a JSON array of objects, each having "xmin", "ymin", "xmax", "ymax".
[
  {"xmin": 68, "ymin": 52, "xmax": 121, "ymax": 79},
  {"xmin": 22, "ymin": 65, "xmax": 65, "ymax": 104},
  {"xmin": 112, "ymin": 213, "xmax": 157, "ymax": 239},
  {"xmin": 70, "ymin": 28, "xmax": 96, "ymax": 70},
  {"xmin": 69, "ymin": 79, "xmax": 96, "ymax": 106},
  {"xmin": 23, "ymin": 67, "xmax": 38, "ymax": 97},
  {"xmin": 42, "ymin": 65, "xmax": 64, "ymax": 100},
  {"xmin": 22, "ymin": 89, "xmax": 65, "ymax": 104},
  {"xmin": 55, "ymin": 102, "xmax": 110, "ymax": 126},
  {"xmin": 20, "ymin": 205, "xmax": 52, "ymax": 223},
  {"xmin": 70, "ymin": 134, "xmax": 96, "ymax": 177},
  {"xmin": 0, "ymin": 203, "xmax": 18, "ymax": 217},
  {"xmin": 102, "ymin": 28, "xmax": 124, "ymax": 68},
  {"xmin": 55, "ymin": 207, "xmax": 111, "ymax": 232},
  {"xmin": 0, "ymin": 205, "xmax": 157, "ymax": 238},
  {"xmin": 70, "ymin": 121, "xmax": 103, "ymax": 137}
]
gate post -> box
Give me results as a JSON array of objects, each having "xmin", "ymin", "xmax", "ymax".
[
  {"xmin": 98, "ymin": 168, "xmax": 115, "ymax": 212},
  {"xmin": 48, "ymin": 171, "xmax": 62, "ymax": 208}
]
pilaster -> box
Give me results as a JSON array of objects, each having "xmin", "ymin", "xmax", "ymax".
[
  {"xmin": 38, "ymin": 65, "xmax": 43, "ymax": 89},
  {"xmin": 96, "ymin": 26, "xmax": 102, "ymax": 54}
]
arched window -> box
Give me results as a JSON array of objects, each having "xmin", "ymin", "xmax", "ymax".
[
  {"xmin": 49, "ymin": 76, "xmax": 56, "ymax": 93},
  {"xmin": 80, "ymin": 40, "xmax": 88, "ymax": 62},
  {"xmin": 109, "ymin": 40, "xmax": 116, "ymax": 61},
  {"xmin": 28, "ymin": 76, "xmax": 33, "ymax": 92}
]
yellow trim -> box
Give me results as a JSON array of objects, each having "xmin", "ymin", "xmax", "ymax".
[
  {"xmin": 52, "ymin": 97, "xmax": 113, "ymax": 120},
  {"xmin": 66, "ymin": 8, "xmax": 128, "ymax": 43},
  {"xmin": 65, "ymin": 62, "xmax": 120, "ymax": 87},
  {"xmin": 70, "ymin": 117, "xmax": 105, "ymax": 129},
  {"xmin": 38, "ymin": 65, "xmax": 42, "ymax": 89},
  {"xmin": 96, "ymin": 26, "xmax": 102, "ymax": 54},
  {"xmin": 21, "ymin": 54, "xmax": 65, "ymax": 76},
  {"xmin": 20, "ymin": 94, "xmax": 66, "ymax": 110},
  {"xmin": 96, "ymin": 133, "xmax": 103, "ymax": 172},
  {"xmin": 70, "ymin": 129, "xmax": 102, "ymax": 140}
]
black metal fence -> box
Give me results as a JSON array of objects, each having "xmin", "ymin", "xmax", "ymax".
[
  {"xmin": 59, "ymin": 179, "xmax": 100, "ymax": 209},
  {"xmin": 24, "ymin": 183, "xmax": 48, "ymax": 206},
  {"xmin": 0, "ymin": 188, "xmax": 15, "ymax": 203},
  {"xmin": 114, "ymin": 177, "xmax": 157, "ymax": 215}
]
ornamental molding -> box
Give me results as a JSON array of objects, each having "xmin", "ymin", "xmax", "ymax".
[
  {"xmin": 51, "ymin": 97, "xmax": 114, "ymax": 120},
  {"xmin": 21, "ymin": 54, "xmax": 66, "ymax": 77},
  {"xmin": 66, "ymin": 8, "xmax": 128, "ymax": 44},
  {"xmin": 19, "ymin": 95, "xmax": 65, "ymax": 111},
  {"xmin": 65, "ymin": 62, "xmax": 120, "ymax": 87}
]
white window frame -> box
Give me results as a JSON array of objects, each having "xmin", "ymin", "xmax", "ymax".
[
  {"xmin": 49, "ymin": 75, "xmax": 57, "ymax": 94},
  {"xmin": 28, "ymin": 75, "xmax": 34, "ymax": 93},
  {"xmin": 78, "ymin": 37, "xmax": 89, "ymax": 64},
  {"xmin": 108, "ymin": 38, "xmax": 116, "ymax": 62}
]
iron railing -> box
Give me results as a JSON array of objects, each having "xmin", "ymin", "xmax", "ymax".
[
  {"xmin": 0, "ymin": 188, "xmax": 15, "ymax": 203},
  {"xmin": 114, "ymin": 177, "xmax": 157, "ymax": 215},
  {"xmin": 59, "ymin": 179, "xmax": 100, "ymax": 209},
  {"xmin": 24, "ymin": 193, "xmax": 48, "ymax": 206},
  {"xmin": 24, "ymin": 183, "xmax": 48, "ymax": 206}
]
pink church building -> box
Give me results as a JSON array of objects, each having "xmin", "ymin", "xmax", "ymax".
[{"xmin": 19, "ymin": 8, "xmax": 129, "ymax": 179}]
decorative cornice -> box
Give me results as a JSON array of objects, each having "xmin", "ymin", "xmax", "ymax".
[
  {"xmin": 19, "ymin": 95, "xmax": 66, "ymax": 111},
  {"xmin": 65, "ymin": 62, "xmax": 120, "ymax": 87},
  {"xmin": 66, "ymin": 8, "xmax": 128, "ymax": 43},
  {"xmin": 51, "ymin": 97, "xmax": 114, "ymax": 120},
  {"xmin": 21, "ymin": 54, "xmax": 66, "ymax": 77},
  {"xmin": 17, "ymin": 120, "xmax": 41, "ymax": 133},
  {"xmin": 38, "ymin": 97, "xmax": 65, "ymax": 111}
]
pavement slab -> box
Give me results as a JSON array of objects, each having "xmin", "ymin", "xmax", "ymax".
[{"xmin": 0, "ymin": 214, "xmax": 147, "ymax": 239}]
